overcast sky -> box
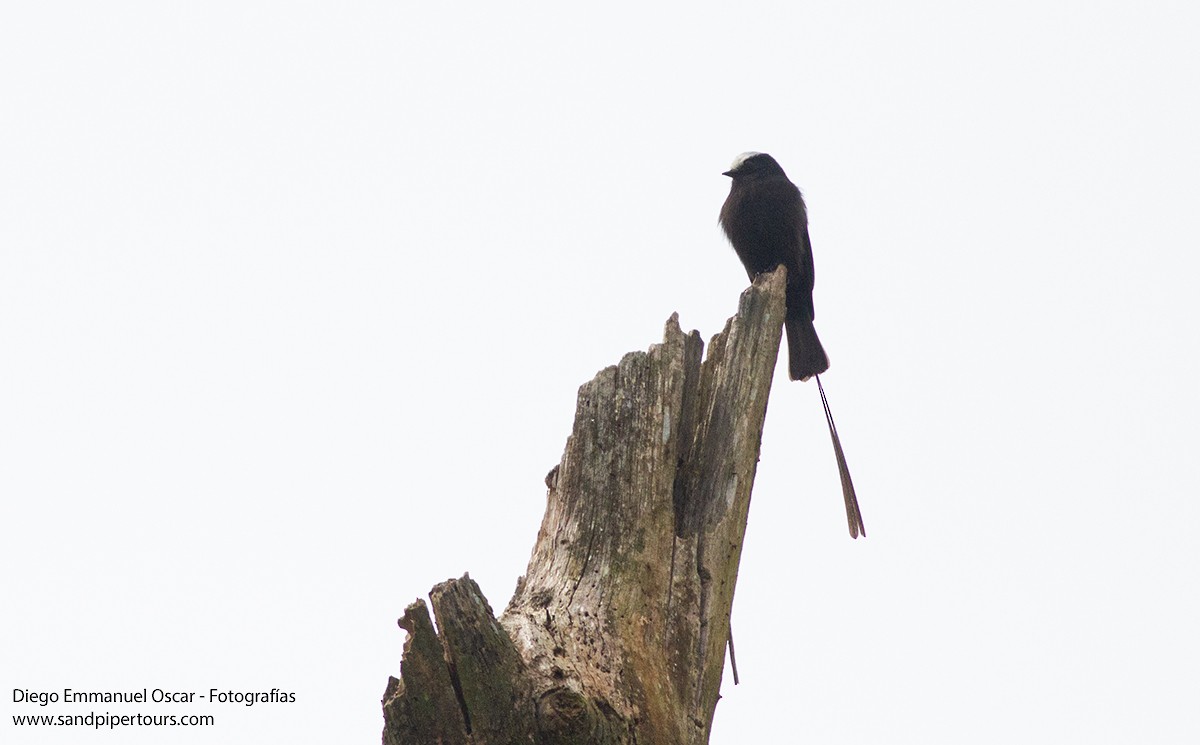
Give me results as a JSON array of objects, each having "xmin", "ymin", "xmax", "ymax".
[{"xmin": 3, "ymin": 3, "xmax": 1198, "ymax": 744}]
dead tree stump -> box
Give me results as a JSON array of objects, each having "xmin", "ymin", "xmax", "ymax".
[{"xmin": 382, "ymin": 267, "xmax": 787, "ymax": 744}]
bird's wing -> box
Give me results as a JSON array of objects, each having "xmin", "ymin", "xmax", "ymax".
[{"xmin": 756, "ymin": 179, "xmax": 815, "ymax": 317}]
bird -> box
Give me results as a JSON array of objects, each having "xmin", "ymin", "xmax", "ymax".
[
  {"xmin": 719, "ymin": 151, "xmax": 865, "ymax": 538},
  {"xmin": 719, "ymin": 151, "xmax": 827, "ymax": 381}
]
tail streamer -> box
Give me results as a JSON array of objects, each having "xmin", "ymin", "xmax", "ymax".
[{"xmin": 815, "ymin": 374, "xmax": 865, "ymax": 539}]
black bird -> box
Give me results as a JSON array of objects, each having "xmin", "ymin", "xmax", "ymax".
[
  {"xmin": 720, "ymin": 152, "xmax": 827, "ymax": 381},
  {"xmin": 719, "ymin": 152, "xmax": 865, "ymax": 538}
]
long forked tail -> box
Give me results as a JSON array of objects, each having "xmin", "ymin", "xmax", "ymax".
[
  {"xmin": 816, "ymin": 374, "xmax": 865, "ymax": 538},
  {"xmin": 786, "ymin": 317, "xmax": 830, "ymax": 382}
]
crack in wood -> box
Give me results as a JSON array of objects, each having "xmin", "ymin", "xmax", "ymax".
[{"xmin": 445, "ymin": 658, "xmax": 473, "ymax": 735}]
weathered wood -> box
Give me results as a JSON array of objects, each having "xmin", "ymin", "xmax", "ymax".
[
  {"xmin": 382, "ymin": 267, "xmax": 787, "ymax": 744},
  {"xmin": 383, "ymin": 600, "xmax": 470, "ymax": 745}
]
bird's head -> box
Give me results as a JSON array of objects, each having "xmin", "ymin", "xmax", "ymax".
[{"xmin": 722, "ymin": 152, "xmax": 787, "ymax": 180}]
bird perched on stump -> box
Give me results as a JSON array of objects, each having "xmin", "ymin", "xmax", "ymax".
[
  {"xmin": 719, "ymin": 151, "xmax": 865, "ymax": 538},
  {"xmin": 720, "ymin": 151, "xmax": 827, "ymax": 381}
]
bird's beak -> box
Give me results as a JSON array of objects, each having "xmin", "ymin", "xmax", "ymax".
[{"xmin": 722, "ymin": 170, "xmax": 734, "ymax": 177}]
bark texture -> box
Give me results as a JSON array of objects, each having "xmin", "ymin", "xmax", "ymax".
[{"xmin": 382, "ymin": 268, "xmax": 787, "ymax": 745}]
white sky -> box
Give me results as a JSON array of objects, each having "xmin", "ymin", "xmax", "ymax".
[{"xmin": 3, "ymin": 2, "xmax": 1198, "ymax": 743}]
